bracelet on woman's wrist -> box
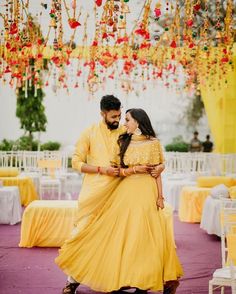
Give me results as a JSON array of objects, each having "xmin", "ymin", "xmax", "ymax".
[{"xmin": 121, "ymin": 168, "xmax": 126, "ymax": 177}]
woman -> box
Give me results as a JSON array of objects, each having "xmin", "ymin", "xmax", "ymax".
[{"xmin": 55, "ymin": 108, "xmax": 183, "ymax": 294}]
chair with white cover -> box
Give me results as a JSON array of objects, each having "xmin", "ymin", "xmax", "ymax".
[
  {"xmin": 37, "ymin": 159, "xmax": 62, "ymax": 200},
  {"xmin": 208, "ymin": 199, "xmax": 236, "ymax": 294}
]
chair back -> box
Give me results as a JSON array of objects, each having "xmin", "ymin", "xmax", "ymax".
[
  {"xmin": 220, "ymin": 198, "xmax": 236, "ymax": 267},
  {"xmin": 37, "ymin": 159, "xmax": 62, "ymax": 178}
]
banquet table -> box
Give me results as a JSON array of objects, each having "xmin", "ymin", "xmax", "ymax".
[
  {"xmin": 201, "ymin": 196, "xmax": 236, "ymax": 237},
  {"xmin": 0, "ymin": 176, "xmax": 38, "ymax": 206},
  {"xmin": 19, "ymin": 200, "xmax": 176, "ymax": 248},
  {"xmin": 19, "ymin": 200, "xmax": 78, "ymax": 247},
  {"xmin": 178, "ymin": 186, "xmax": 211, "ymax": 222},
  {"xmin": 163, "ymin": 178, "xmax": 196, "ymax": 211},
  {"xmin": 0, "ymin": 186, "xmax": 22, "ymax": 225},
  {"xmin": 200, "ymin": 196, "xmax": 222, "ymax": 236}
]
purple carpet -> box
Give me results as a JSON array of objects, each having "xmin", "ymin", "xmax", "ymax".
[{"xmin": 0, "ymin": 214, "xmax": 230, "ymax": 294}]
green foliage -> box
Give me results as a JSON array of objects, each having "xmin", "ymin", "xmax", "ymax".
[
  {"xmin": 16, "ymin": 85, "xmax": 47, "ymax": 137},
  {"xmin": 0, "ymin": 139, "xmax": 15, "ymax": 151},
  {"xmin": 40, "ymin": 141, "xmax": 61, "ymax": 151},
  {"xmin": 165, "ymin": 135, "xmax": 189, "ymax": 152},
  {"xmin": 0, "ymin": 138, "xmax": 62, "ymax": 151},
  {"xmin": 14, "ymin": 136, "xmax": 39, "ymax": 151}
]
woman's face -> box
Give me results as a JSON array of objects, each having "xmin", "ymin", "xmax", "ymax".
[{"xmin": 124, "ymin": 112, "xmax": 138, "ymax": 134}]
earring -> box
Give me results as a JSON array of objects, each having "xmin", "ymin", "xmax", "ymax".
[{"xmin": 134, "ymin": 127, "xmax": 142, "ymax": 136}]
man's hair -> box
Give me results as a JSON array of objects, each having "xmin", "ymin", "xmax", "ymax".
[
  {"xmin": 100, "ymin": 95, "xmax": 121, "ymax": 111},
  {"xmin": 194, "ymin": 131, "xmax": 199, "ymax": 135},
  {"xmin": 206, "ymin": 134, "xmax": 210, "ymax": 139}
]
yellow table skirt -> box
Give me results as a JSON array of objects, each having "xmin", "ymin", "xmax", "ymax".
[
  {"xmin": 0, "ymin": 176, "xmax": 38, "ymax": 206},
  {"xmin": 178, "ymin": 186, "xmax": 211, "ymax": 223},
  {"xmin": 19, "ymin": 200, "xmax": 78, "ymax": 248},
  {"xmin": 19, "ymin": 200, "xmax": 175, "ymax": 248}
]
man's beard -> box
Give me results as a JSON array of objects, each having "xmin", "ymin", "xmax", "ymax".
[{"xmin": 105, "ymin": 118, "xmax": 119, "ymax": 130}]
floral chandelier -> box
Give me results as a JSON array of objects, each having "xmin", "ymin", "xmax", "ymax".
[{"xmin": 0, "ymin": 0, "xmax": 235, "ymax": 95}]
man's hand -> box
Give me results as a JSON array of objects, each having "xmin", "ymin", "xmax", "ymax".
[
  {"xmin": 134, "ymin": 165, "xmax": 150, "ymax": 174},
  {"xmin": 102, "ymin": 166, "xmax": 120, "ymax": 177}
]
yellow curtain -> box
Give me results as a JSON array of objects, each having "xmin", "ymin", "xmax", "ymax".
[{"xmin": 200, "ymin": 43, "xmax": 236, "ymax": 153}]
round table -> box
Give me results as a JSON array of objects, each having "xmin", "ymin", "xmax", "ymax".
[{"xmin": 0, "ymin": 186, "xmax": 22, "ymax": 225}]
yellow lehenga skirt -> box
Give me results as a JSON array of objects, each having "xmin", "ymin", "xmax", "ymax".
[{"xmin": 55, "ymin": 174, "xmax": 183, "ymax": 292}]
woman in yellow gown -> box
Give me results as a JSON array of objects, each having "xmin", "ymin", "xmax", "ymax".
[{"xmin": 55, "ymin": 108, "xmax": 183, "ymax": 294}]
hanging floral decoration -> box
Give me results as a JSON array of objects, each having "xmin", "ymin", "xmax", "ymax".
[{"xmin": 0, "ymin": 0, "xmax": 235, "ymax": 95}]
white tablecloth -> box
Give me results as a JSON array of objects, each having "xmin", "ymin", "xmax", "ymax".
[
  {"xmin": 0, "ymin": 186, "xmax": 22, "ymax": 225},
  {"xmin": 163, "ymin": 178, "xmax": 196, "ymax": 211},
  {"xmin": 20, "ymin": 171, "xmax": 82, "ymax": 200},
  {"xmin": 20, "ymin": 172, "xmax": 40, "ymax": 194},
  {"xmin": 200, "ymin": 196, "xmax": 222, "ymax": 237}
]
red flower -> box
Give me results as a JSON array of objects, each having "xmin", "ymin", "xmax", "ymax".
[
  {"xmin": 221, "ymin": 57, "xmax": 229, "ymax": 63},
  {"xmin": 92, "ymin": 40, "xmax": 98, "ymax": 46},
  {"xmin": 38, "ymin": 39, "xmax": 44, "ymax": 45},
  {"xmin": 157, "ymin": 71, "xmax": 163, "ymax": 78},
  {"xmin": 223, "ymin": 48, "xmax": 227, "ymax": 54},
  {"xmin": 189, "ymin": 42, "xmax": 195, "ymax": 48},
  {"xmin": 10, "ymin": 47, "xmax": 17, "ymax": 52},
  {"xmin": 4, "ymin": 66, "xmax": 11, "ymax": 73},
  {"xmin": 68, "ymin": 18, "xmax": 81, "ymax": 29},
  {"xmin": 154, "ymin": 8, "xmax": 161, "ymax": 17},
  {"xmin": 123, "ymin": 60, "xmax": 134, "ymax": 74},
  {"xmin": 140, "ymin": 42, "xmax": 151, "ymax": 49},
  {"xmin": 77, "ymin": 70, "xmax": 82, "ymax": 77},
  {"xmin": 134, "ymin": 28, "xmax": 150, "ymax": 40},
  {"xmin": 9, "ymin": 22, "xmax": 18, "ymax": 35},
  {"xmin": 95, "ymin": 0, "xmax": 102, "ymax": 7},
  {"xmin": 170, "ymin": 40, "xmax": 177, "ymax": 48},
  {"xmin": 52, "ymin": 56, "xmax": 60, "ymax": 65},
  {"xmin": 5, "ymin": 42, "xmax": 11, "ymax": 49},
  {"xmin": 186, "ymin": 19, "xmax": 193, "ymax": 27},
  {"xmin": 139, "ymin": 59, "xmax": 147, "ymax": 65},
  {"xmin": 102, "ymin": 32, "xmax": 108, "ymax": 39},
  {"xmin": 116, "ymin": 36, "xmax": 129, "ymax": 44},
  {"xmin": 193, "ymin": 4, "xmax": 201, "ymax": 12}
]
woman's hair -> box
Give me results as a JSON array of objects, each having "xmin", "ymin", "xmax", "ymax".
[{"xmin": 118, "ymin": 108, "xmax": 156, "ymax": 167}]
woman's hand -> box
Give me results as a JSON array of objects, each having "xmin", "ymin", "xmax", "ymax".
[
  {"xmin": 156, "ymin": 197, "xmax": 165, "ymax": 210},
  {"xmin": 150, "ymin": 164, "xmax": 165, "ymax": 178}
]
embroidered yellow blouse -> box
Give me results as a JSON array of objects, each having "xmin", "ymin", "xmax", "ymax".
[{"xmin": 113, "ymin": 135, "xmax": 165, "ymax": 167}]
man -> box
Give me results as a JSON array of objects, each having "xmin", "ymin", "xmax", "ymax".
[
  {"xmin": 189, "ymin": 131, "xmax": 202, "ymax": 152},
  {"xmin": 202, "ymin": 134, "xmax": 213, "ymax": 152},
  {"xmin": 62, "ymin": 95, "xmax": 165, "ymax": 294}
]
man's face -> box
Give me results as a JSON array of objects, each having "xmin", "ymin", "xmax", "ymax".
[{"xmin": 102, "ymin": 109, "xmax": 121, "ymax": 130}]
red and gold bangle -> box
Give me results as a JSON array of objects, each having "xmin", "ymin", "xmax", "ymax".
[{"xmin": 121, "ymin": 168, "xmax": 126, "ymax": 177}]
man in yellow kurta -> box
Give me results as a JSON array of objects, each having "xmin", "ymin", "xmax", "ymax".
[{"xmin": 62, "ymin": 95, "xmax": 165, "ymax": 294}]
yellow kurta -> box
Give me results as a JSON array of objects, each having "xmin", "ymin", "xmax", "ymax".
[
  {"xmin": 72, "ymin": 121, "xmax": 124, "ymax": 226},
  {"xmin": 56, "ymin": 135, "xmax": 183, "ymax": 292}
]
